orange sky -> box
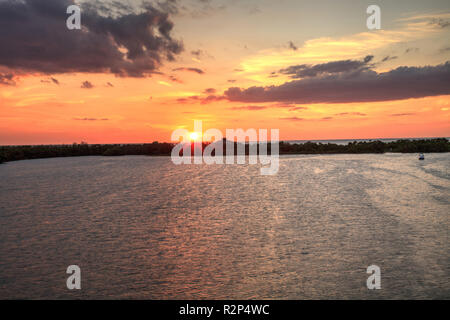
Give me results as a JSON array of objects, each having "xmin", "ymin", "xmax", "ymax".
[{"xmin": 0, "ymin": 0, "xmax": 449, "ymax": 145}]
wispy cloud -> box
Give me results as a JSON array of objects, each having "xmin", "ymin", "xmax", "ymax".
[
  {"xmin": 73, "ymin": 117, "xmax": 109, "ymax": 121},
  {"xmin": 237, "ymin": 12, "xmax": 448, "ymax": 78},
  {"xmin": 81, "ymin": 81, "xmax": 94, "ymax": 89},
  {"xmin": 0, "ymin": 73, "xmax": 16, "ymax": 86},
  {"xmin": 391, "ymin": 113, "xmax": 416, "ymax": 117},
  {"xmin": 288, "ymin": 41, "xmax": 298, "ymax": 51},
  {"xmin": 381, "ymin": 56, "xmax": 398, "ymax": 62},
  {"xmin": 173, "ymin": 67, "xmax": 205, "ymax": 74},
  {"xmin": 335, "ymin": 112, "xmax": 367, "ymax": 116},
  {"xmin": 280, "ymin": 116, "xmax": 304, "ymax": 121},
  {"xmin": 230, "ymin": 105, "xmax": 267, "ymax": 111},
  {"xmin": 203, "ymin": 88, "xmax": 216, "ymax": 94},
  {"xmin": 278, "ymin": 55, "xmax": 374, "ymax": 79},
  {"xmin": 176, "ymin": 94, "xmax": 225, "ymax": 104}
]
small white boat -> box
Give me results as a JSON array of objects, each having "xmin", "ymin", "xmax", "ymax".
[{"xmin": 419, "ymin": 153, "xmax": 425, "ymax": 160}]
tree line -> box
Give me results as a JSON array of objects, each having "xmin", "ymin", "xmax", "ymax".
[{"xmin": 0, "ymin": 138, "xmax": 449, "ymax": 164}]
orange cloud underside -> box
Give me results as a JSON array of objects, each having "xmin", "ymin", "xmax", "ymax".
[{"xmin": 1, "ymin": 72, "xmax": 449, "ymax": 145}]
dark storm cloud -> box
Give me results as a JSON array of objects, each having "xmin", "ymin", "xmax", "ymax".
[
  {"xmin": 81, "ymin": 81, "xmax": 94, "ymax": 89},
  {"xmin": 224, "ymin": 61, "xmax": 450, "ymax": 104},
  {"xmin": 173, "ymin": 67, "xmax": 205, "ymax": 74},
  {"xmin": 0, "ymin": 0, "xmax": 183, "ymax": 77},
  {"xmin": 278, "ymin": 55, "xmax": 374, "ymax": 79},
  {"xmin": 0, "ymin": 73, "xmax": 15, "ymax": 85}
]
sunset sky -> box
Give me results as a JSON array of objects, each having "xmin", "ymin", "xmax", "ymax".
[{"xmin": 0, "ymin": 0, "xmax": 449, "ymax": 145}]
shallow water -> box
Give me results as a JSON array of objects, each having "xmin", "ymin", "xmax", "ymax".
[{"xmin": 0, "ymin": 154, "xmax": 448, "ymax": 299}]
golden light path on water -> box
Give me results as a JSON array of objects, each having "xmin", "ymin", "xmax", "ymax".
[{"xmin": 0, "ymin": 153, "xmax": 448, "ymax": 299}]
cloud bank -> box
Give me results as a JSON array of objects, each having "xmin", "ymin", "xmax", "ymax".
[
  {"xmin": 0, "ymin": 0, "xmax": 183, "ymax": 77},
  {"xmin": 225, "ymin": 60, "xmax": 450, "ymax": 104}
]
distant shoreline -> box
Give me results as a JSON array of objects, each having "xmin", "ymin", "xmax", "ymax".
[
  {"xmin": 1, "ymin": 137, "xmax": 449, "ymax": 148},
  {"xmin": 1, "ymin": 138, "xmax": 449, "ymax": 164},
  {"xmin": 286, "ymin": 137, "xmax": 450, "ymax": 145}
]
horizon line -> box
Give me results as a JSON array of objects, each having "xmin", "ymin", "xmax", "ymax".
[{"xmin": 1, "ymin": 136, "xmax": 449, "ymax": 147}]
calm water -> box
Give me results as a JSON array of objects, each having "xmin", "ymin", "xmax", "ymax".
[{"xmin": 0, "ymin": 154, "xmax": 448, "ymax": 299}]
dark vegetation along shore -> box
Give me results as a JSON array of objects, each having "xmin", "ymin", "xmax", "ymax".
[{"xmin": 0, "ymin": 138, "xmax": 449, "ymax": 164}]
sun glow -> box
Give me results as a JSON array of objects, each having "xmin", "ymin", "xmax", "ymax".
[{"xmin": 189, "ymin": 132, "xmax": 201, "ymax": 141}]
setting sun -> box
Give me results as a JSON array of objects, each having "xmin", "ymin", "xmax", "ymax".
[{"xmin": 189, "ymin": 132, "xmax": 201, "ymax": 141}]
